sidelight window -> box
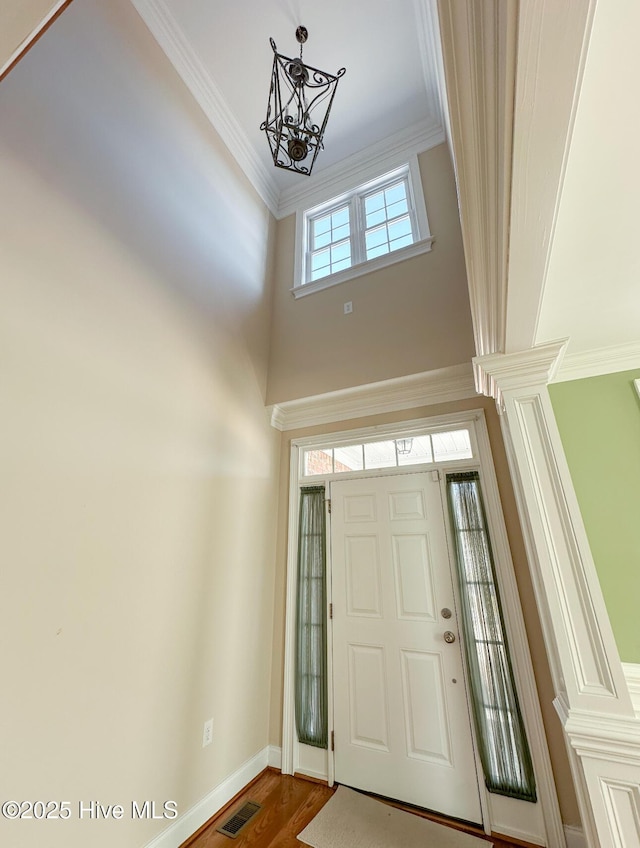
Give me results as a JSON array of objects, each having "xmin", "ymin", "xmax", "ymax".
[
  {"xmin": 447, "ymin": 472, "xmax": 537, "ymax": 802},
  {"xmin": 295, "ymin": 486, "xmax": 328, "ymax": 748}
]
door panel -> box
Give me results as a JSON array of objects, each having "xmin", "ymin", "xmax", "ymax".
[
  {"xmin": 391, "ymin": 534, "xmax": 437, "ymax": 620},
  {"xmin": 400, "ymin": 649, "xmax": 451, "ymax": 764},
  {"xmin": 331, "ymin": 472, "xmax": 482, "ymax": 823},
  {"xmin": 345, "ymin": 536, "xmax": 382, "ymax": 617},
  {"xmin": 348, "ymin": 644, "xmax": 389, "ymax": 750}
]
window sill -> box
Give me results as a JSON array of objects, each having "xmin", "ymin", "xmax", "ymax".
[{"xmin": 290, "ymin": 236, "xmax": 435, "ymax": 299}]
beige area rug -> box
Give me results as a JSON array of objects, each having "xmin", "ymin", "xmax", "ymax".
[{"xmin": 298, "ymin": 786, "xmax": 492, "ymax": 848}]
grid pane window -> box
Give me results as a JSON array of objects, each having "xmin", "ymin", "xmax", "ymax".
[
  {"xmin": 309, "ymin": 205, "xmax": 352, "ymax": 281},
  {"xmin": 302, "ymin": 428, "xmax": 475, "ymax": 477},
  {"xmin": 304, "ymin": 166, "xmax": 427, "ymax": 285},
  {"xmin": 363, "ymin": 179, "xmax": 414, "ymax": 261}
]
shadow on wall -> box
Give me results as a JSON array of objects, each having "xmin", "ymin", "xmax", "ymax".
[{"xmin": 0, "ymin": 0, "xmax": 275, "ymax": 390}]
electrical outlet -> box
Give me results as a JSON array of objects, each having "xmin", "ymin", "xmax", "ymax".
[
  {"xmin": 202, "ymin": 718, "xmax": 213, "ymax": 748},
  {"xmin": 344, "ymin": 301, "xmax": 353, "ymax": 314}
]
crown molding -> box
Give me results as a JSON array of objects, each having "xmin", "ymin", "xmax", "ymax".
[
  {"xmin": 412, "ymin": 0, "xmax": 447, "ymax": 128},
  {"xmin": 562, "ymin": 707, "xmax": 640, "ymax": 762},
  {"xmin": 437, "ymin": 0, "xmax": 517, "ymax": 374},
  {"xmin": 552, "ymin": 340, "xmax": 640, "ymax": 383},
  {"xmin": 276, "ymin": 120, "xmax": 445, "ymax": 220},
  {"xmin": 267, "ymin": 363, "xmax": 477, "ymax": 431},
  {"xmin": 473, "ymin": 340, "xmax": 568, "ymax": 405},
  {"xmin": 128, "ymin": 0, "xmax": 280, "ymax": 215}
]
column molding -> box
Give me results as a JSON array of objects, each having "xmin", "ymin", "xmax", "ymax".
[{"xmin": 474, "ymin": 343, "xmax": 640, "ymax": 848}]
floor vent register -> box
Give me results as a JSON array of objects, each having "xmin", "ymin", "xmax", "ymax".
[{"xmin": 216, "ymin": 800, "xmax": 262, "ymax": 839}]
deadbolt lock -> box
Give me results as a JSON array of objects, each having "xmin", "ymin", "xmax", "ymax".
[
  {"xmin": 441, "ymin": 608, "xmax": 452, "ymax": 619},
  {"xmin": 443, "ymin": 631, "xmax": 456, "ymax": 644}
]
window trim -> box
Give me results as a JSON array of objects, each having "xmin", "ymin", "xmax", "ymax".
[{"xmin": 292, "ymin": 155, "xmax": 433, "ymax": 299}]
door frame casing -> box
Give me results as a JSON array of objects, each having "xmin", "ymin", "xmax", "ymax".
[{"xmin": 281, "ymin": 409, "xmax": 565, "ymax": 846}]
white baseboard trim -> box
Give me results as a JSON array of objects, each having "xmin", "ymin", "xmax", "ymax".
[
  {"xmin": 142, "ymin": 747, "xmax": 270, "ymax": 848},
  {"xmin": 564, "ymin": 824, "xmax": 586, "ymax": 848},
  {"xmin": 268, "ymin": 745, "xmax": 282, "ymax": 769},
  {"xmin": 492, "ymin": 822, "xmax": 544, "ymax": 846}
]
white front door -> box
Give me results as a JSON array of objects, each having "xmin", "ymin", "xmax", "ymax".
[{"xmin": 331, "ymin": 472, "xmax": 482, "ymax": 823}]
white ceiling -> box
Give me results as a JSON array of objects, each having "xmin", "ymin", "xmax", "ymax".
[
  {"xmin": 130, "ymin": 0, "xmax": 445, "ymax": 212},
  {"xmin": 536, "ymin": 0, "xmax": 640, "ymax": 357}
]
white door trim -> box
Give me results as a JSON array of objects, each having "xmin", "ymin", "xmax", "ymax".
[{"xmin": 281, "ymin": 409, "xmax": 565, "ymax": 846}]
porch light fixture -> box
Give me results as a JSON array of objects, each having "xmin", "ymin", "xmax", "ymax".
[
  {"xmin": 260, "ymin": 26, "xmax": 345, "ymax": 176},
  {"xmin": 395, "ymin": 438, "xmax": 414, "ymax": 455}
]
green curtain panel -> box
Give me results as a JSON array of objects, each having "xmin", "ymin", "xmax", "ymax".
[
  {"xmin": 295, "ymin": 486, "xmax": 328, "ymax": 748},
  {"xmin": 447, "ymin": 472, "xmax": 536, "ymax": 802}
]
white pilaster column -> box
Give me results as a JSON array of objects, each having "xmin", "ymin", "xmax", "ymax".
[{"xmin": 474, "ymin": 342, "xmax": 640, "ymax": 848}]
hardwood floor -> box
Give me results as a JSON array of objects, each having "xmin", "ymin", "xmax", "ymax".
[
  {"xmin": 181, "ymin": 769, "xmax": 540, "ymax": 848},
  {"xmin": 181, "ymin": 769, "xmax": 333, "ymax": 848}
]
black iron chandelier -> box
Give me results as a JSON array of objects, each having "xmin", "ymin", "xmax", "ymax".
[{"xmin": 260, "ymin": 26, "xmax": 345, "ymax": 176}]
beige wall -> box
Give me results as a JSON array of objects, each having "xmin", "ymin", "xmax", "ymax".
[
  {"xmin": 269, "ymin": 397, "xmax": 581, "ymax": 827},
  {"xmin": 1, "ymin": 0, "xmax": 581, "ymax": 839},
  {"xmin": 0, "ymin": 0, "xmax": 65, "ymax": 74},
  {"xmin": 0, "ymin": 3, "xmax": 279, "ymax": 847},
  {"xmin": 266, "ymin": 143, "xmax": 476, "ymax": 404}
]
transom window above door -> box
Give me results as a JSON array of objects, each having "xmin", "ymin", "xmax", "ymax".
[
  {"xmin": 302, "ymin": 427, "xmax": 473, "ymax": 477},
  {"xmin": 292, "ymin": 158, "xmax": 434, "ymax": 298}
]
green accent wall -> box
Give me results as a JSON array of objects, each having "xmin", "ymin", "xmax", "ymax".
[{"xmin": 549, "ymin": 370, "xmax": 640, "ymax": 663}]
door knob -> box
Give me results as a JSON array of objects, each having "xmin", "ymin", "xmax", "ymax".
[{"xmin": 443, "ymin": 631, "xmax": 456, "ymax": 644}]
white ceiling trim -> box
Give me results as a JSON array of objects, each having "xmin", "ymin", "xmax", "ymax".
[
  {"xmin": 276, "ymin": 119, "xmax": 444, "ymax": 219},
  {"xmin": 268, "ymin": 362, "xmax": 477, "ymax": 431},
  {"xmin": 413, "ymin": 0, "xmax": 447, "ymax": 128},
  {"xmin": 421, "ymin": 0, "xmax": 453, "ymax": 165},
  {"xmin": 129, "ymin": 0, "xmax": 280, "ymax": 214},
  {"xmin": 473, "ymin": 340, "xmax": 568, "ymax": 410},
  {"xmin": 436, "ymin": 0, "xmax": 517, "ymax": 384},
  {"xmin": 553, "ymin": 341, "xmax": 640, "ymax": 383}
]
